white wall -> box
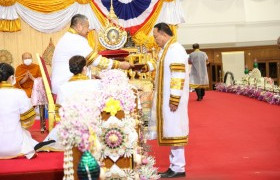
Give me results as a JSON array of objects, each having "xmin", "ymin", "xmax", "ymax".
[
  {"xmin": 222, "ymin": 51, "xmax": 245, "ymax": 81},
  {"xmin": 178, "ymin": 0, "xmax": 280, "ymax": 48}
]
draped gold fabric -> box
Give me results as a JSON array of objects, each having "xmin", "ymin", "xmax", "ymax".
[
  {"xmin": 75, "ymin": 0, "xmax": 92, "ymax": 4},
  {"xmin": 87, "ymin": 30, "xmax": 96, "ymax": 50},
  {"xmin": 0, "ymin": 0, "xmax": 179, "ymax": 57},
  {"xmin": 0, "ymin": 0, "xmax": 16, "ymax": 6},
  {"xmin": 18, "ymin": 0, "xmax": 74, "ymax": 13},
  {"xmin": 134, "ymin": 0, "xmax": 164, "ymax": 36},
  {"xmin": 0, "ymin": 0, "xmax": 175, "ymax": 38},
  {"xmin": 0, "ymin": 19, "xmax": 21, "ymax": 32},
  {"xmin": 169, "ymin": 25, "xmax": 178, "ymax": 41},
  {"xmin": 89, "ymin": 2, "xmax": 106, "ymax": 27}
]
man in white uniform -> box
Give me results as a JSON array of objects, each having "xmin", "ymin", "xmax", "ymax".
[
  {"xmin": 189, "ymin": 43, "xmax": 209, "ymax": 101},
  {"xmin": 0, "ymin": 63, "xmax": 37, "ymax": 159},
  {"xmin": 36, "ymin": 55, "xmax": 101, "ymax": 151},
  {"xmin": 140, "ymin": 23, "xmax": 189, "ymax": 178},
  {"xmin": 51, "ymin": 14, "xmax": 130, "ymax": 94}
]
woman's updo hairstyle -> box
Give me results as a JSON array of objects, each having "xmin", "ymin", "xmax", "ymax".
[
  {"xmin": 69, "ymin": 55, "xmax": 86, "ymax": 75},
  {"xmin": 0, "ymin": 63, "xmax": 14, "ymax": 82}
]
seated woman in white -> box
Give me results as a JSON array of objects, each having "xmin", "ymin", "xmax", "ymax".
[
  {"xmin": 0, "ymin": 63, "xmax": 37, "ymax": 159},
  {"xmin": 37, "ymin": 55, "xmax": 100, "ymax": 151},
  {"xmin": 55, "ymin": 56, "xmax": 101, "ymax": 105}
]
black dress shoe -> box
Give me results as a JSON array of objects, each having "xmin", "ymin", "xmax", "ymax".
[
  {"xmin": 160, "ymin": 169, "xmax": 186, "ymax": 178},
  {"xmin": 158, "ymin": 168, "xmax": 172, "ymax": 175},
  {"xmin": 34, "ymin": 140, "xmax": 56, "ymax": 151}
]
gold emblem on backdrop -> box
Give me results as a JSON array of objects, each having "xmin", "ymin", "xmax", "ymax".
[{"xmin": 98, "ymin": 0, "xmax": 127, "ymax": 50}]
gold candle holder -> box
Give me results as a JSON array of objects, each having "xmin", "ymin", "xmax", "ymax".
[{"xmin": 129, "ymin": 69, "xmax": 136, "ymax": 79}]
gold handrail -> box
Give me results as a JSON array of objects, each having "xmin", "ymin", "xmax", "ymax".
[{"xmin": 36, "ymin": 53, "xmax": 55, "ymax": 131}]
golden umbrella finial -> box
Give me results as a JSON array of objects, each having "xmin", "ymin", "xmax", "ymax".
[{"xmin": 108, "ymin": 0, "xmax": 118, "ymax": 21}]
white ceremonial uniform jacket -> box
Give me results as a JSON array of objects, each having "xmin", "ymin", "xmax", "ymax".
[
  {"xmin": 189, "ymin": 49, "xmax": 209, "ymax": 88},
  {"xmin": 148, "ymin": 39, "xmax": 189, "ymax": 146},
  {"xmin": 56, "ymin": 78, "xmax": 101, "ymax": 105},
  {"xmin": 44, "ymin": 76, "xmax": 101, "ymax": 149},
  {"xmin": 51, "ymin": 30, "xmax": 117, "ymax": 94},
  {"xmin": 0, "ymin": 83, "xmax": 37, "ymax": 159}
]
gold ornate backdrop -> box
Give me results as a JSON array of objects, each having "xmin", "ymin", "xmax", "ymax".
[
  {"xmin": 0, "ymin": 20, "xmax": 68, "ymax": 67},
  {"xmin": 0, "ymin": 0, "xmax": 179, "ymax": 68}
]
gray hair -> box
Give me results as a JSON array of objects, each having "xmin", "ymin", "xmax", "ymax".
[{"xmin": 70, "ymin": 14, "xmax": 88, "ymax": 28}]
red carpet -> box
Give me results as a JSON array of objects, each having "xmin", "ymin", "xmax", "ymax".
[
  {"xmin": 0, "ymin": 91, "xmax": 280, "ymax": 180},
  {"xmin": 150, "ymin": 91, "xmax": 280, "ymax": 180}
]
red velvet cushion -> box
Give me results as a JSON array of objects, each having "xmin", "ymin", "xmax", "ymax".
[{"xmin": 98, "ymin": 49, "xmax": 129, "ymax": 58}]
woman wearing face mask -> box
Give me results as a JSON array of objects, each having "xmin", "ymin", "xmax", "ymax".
[
  {"xmin": 0, "ymin": 63, "xmax": 38, "ymax": 159},
  {"xmin": 15, "ymin": 52, "xmax": 42, "ymax": 98}
]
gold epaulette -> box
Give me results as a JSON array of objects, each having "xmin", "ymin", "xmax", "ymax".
[
  {"xmin": 69, "ymin": 74, "xmax": 89, "ymax": 82},
  {"xmin": 20, "ymin": 107, "xmax": 36, "ymax": 129}
]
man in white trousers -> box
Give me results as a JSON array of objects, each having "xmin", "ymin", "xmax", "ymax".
[{"xmin": 140, "ymin": 23, "xmax": 189, "ymax": 178}]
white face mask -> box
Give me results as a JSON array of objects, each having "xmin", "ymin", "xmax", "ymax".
[
  {"xmin": 9, "ymin": 75, "xmax": 16, "ymax": 85},
  {"xmin": 83, "ymin": 66, "xmax": 89, "ymax": 75},
  {"xmin": 23, "ymin": 59, "xmax": 32, "ymax": 66}
]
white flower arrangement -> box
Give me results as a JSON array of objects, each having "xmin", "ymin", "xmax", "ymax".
[
  {"xmin": 99, "ymin": 69, "xmax": 136, "ymax": 114},
  {"xmin": 137, "ymin": 156, "xmax": 161, "ymax": 180},
  {"xmin": 57, "ymin": 91, "xmax": 102, "ymax": 152},
  {"xmin": 96, "ymin": 116, "xmax": 138, "ymax": 159},
  {"xmin": 57, "ymin": 69, "xmax": 160, "ymax": 180}
]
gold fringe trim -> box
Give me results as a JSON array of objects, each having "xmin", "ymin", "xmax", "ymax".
[{"xmin": 0, "ymin": 19, "xmax": 21, "ymax": 32}]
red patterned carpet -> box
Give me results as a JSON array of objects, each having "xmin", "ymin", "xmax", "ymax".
[{"xmin": 1, "ymin": 91, "xmax": 280, "ymax": 180}]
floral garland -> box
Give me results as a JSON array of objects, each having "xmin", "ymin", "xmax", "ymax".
[
  {"xmin": 57, "ymin": 69, "xmax": 160, "ymax": 180},
  {"xmin": 216, "ymin": 83, "xmax": 280, "ymax": 105},
  {"xmin": 57, "ymin": 91, "xmax": 101, "ymax": 152},
  {"xmin": 99, "ymin": 69, "xmax": 136, "ymax": 114},
  {"xmin": 58, "ymin": 70, "xmax": 136, "ymax": 152},
  {"xmin": 94, "ymin": 116, "xmax": 138, "ymax": 160},
  {"xmin": 137, "ymin": 156, "xmax": 161, "ymax": 180}
]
